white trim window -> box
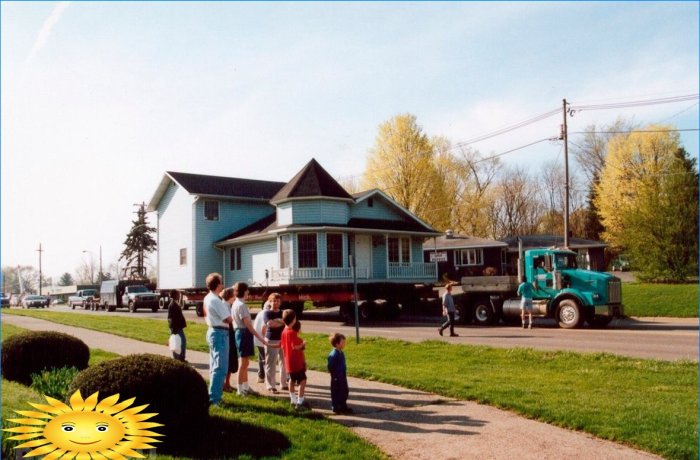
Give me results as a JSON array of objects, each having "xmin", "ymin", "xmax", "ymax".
[
  {"xmin": 204, "ymin": 200, "xmax": 219, "ymax": 221},
  {"xmin": 179, "ymin": 248, "xmax": 187, "ymax": 266},
  {"xmin": 298, "ymin": 233, "xmax": 318, "ymax": 268},
  {"xmin": 388, "ymin": 236, "xmax": 411, "ymax": 263},
  {"xmin": 230, "ymin": 247, "xmax": 241, "ymax": 271},
  {"xmin": 280, "ymin": 235, "xmax": 291, "ymax": 269},
  {"xmin": 454, "ymin": 248, "xmax": 483, "ymax": 266}
]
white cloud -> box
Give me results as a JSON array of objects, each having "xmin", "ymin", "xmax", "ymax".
[{"xmin": 25, "ymin": 1, "xmax": 70, "ymax": 64}]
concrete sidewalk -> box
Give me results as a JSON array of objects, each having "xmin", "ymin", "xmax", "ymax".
[{"xmin": 2, "ymin": 315, "xmax": 660, "ymax": 460}]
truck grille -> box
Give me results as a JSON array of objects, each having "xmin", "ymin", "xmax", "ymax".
[{"xmin": 608, "ymin": 279, "xmax": 622, "ymax": 304}]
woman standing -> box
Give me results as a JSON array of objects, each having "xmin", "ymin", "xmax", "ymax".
[
  {"xmin": 221, "ymin": 287, "xmax": 239, "ymax": 393},
  {"xmin": 167, "ymin": 289, "xmax": 187, "ymax": 362},
  {"xmin": 231, "ymin": 282, "xmax": 268, "ymax": 396}
]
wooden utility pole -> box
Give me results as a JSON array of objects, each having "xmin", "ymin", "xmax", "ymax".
[
  {"xmin": 562, "ymin": 98, "xmax": 570, "ymax": 249},
  {"xmin": 37, "ymin": 243, "xmax": 44, "ymax": 295}
]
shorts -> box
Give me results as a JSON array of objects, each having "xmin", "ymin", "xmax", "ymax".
[
  {"xmin": 235, "ymin": 328, "xmax": 255, "ymax": 358},
  {"xmin": 288, "ymin": 370, "xmax": 307, "ymax": 384},
  {"xmin": 520, "ymin": 298, "xmax": 533, "ymax": 312}
]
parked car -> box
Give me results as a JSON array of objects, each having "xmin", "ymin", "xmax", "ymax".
[
  {"xmin": 22, "ymin": 295, "xmax": 49, "ymax": 308},
  {"xmin": 611, "ymin": 255, "xmax": 631, "ymax": 272}
]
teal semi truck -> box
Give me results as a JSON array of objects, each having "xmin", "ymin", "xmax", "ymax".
[{"xmin": 451, "ymin": 248, "xmax": 623, "ymax": 328}]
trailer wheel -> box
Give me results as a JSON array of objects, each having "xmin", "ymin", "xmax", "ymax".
[
  {"xmin": 473, "ymin": 300, "xmax": 495, "ymax": 326},
  {"xmin": 556, "ymin": 299, "xmax": 584, "ymax": 329},
  {"xmin": 103, "ymin": 301, "xmax": 109, "ymax": 311},
  {"xmin": 339, "ymin": 303, "xmax": 353, "ymax": 324},
  {"xmin": 359, "ymin": 301, "xmax": 372, "ymax": 322},
  {"xmin": 151, "ymin": 305, "xmax": 158, "ymax": 312},
  {"xmin": 159, "ymin": 298, "xmax": 167, "ymax": 310},
  {"xmin": 195, "ymin": 303, "xmax": 205, "ymax": 317},
  {"xmin": 108, "ymin": 305, "xmax": 116, "ymax": 312},
  {"xmin": 128, "ymin": 301, "xmax": 136, "ymax": 313},
  {"xmin": 454, "ymin": 300, "xmax": 469, "ymax": 325}
]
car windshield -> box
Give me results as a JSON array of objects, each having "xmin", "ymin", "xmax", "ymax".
[
  {"xmin": 128, "ymin": 286, "xmax": 148, "ymax": 293},
  {"xmin": 554, "ymin": 253, "xmax": 578, "ymax": 269},
  {"xmin": 26, "ymin": 295, "xmax": 42, "ymax": 300},
  {"xmin": 83, "ymin": 290, "xmax": 96, "ymax": 295}
]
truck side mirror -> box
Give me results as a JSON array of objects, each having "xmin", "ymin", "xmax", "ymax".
[{"xmin": 544, "ymin": 255, "xmax": 553, "ymax": 272}]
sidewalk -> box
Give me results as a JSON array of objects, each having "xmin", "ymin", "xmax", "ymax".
[{"xmin": 2, "ymin": 315, "xmax": 661, "ymax": 460}]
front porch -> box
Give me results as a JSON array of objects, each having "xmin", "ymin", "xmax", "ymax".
[{"xmin": 270, "ymin": 262, "xmax": 436, "ymax": 283}]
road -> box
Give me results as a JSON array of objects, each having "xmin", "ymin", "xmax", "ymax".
[{"xmin": 30, "ymin": 303, "xmax": 698, "ymax": 361}]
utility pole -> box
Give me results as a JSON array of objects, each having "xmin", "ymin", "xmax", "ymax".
[
  {"xmin": 562, "ymin": 98, "xmax": 570, "ymax": 249},
  {"xmin": 36, "ymin": 243, "xmax": 44, "ymax": 295}
]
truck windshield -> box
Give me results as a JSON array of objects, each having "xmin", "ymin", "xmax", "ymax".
[
  {"xmin": 554, "ymin": 253, "xmax": 578, "ymax": 269},
  {"xmin": 128, "ymin": 286, "xmax": 148, "ymax": 293},
  {"xmin": 83, "ymin": 290, "xmax": 96, "ymax": 296}
]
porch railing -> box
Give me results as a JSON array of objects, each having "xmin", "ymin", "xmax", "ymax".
[
  {"xmin": 270, "ymin": 262, "xmax": 437, "ymax": 282},
  {"xmin": 387, "ymin": 262, "xmax": 437, "ymax": 279}
]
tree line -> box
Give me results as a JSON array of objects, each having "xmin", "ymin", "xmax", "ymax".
[{"xmin": 356, "ymin": 114, "xmax": 698, "ymax": 282}]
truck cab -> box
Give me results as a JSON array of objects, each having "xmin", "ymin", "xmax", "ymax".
[{"xmin": 122, "ymin": 285, "xmax": 159, "ymax": 312}]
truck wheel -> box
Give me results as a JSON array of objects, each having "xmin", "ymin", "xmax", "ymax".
[
  {"xmin": 195, "ymin": 303, "xmax": 205, "ymax": 317},
  {"xmin": 359, "ymin": 301, "xmax": 372, "ymax": 322},
  {"xmin": 454, "ymin": 301, "xmax": 469, "ymax": 325},
  {"xmin": 151, "ymin": 305, "xmax": 158, "ymax": 312},
  {"xmin": 129, "ymin": 301, "xmax": 136, "ymax": 313},
  {"xmin": 556, "ymin": 299, "xmax": 584, "ymax": 329},
  {"xmin": 103, "ymin": 301, "xmax": 109, "ymax": 311},
  {"xmin": 108, "ymin": 305, "xmax": 116, "ymax": 312},
  {"xmin": 473, "ymin": 301, "xmax": 495, "ymax": 326},
  {"xmin": 70, "ymin": 303, "xmax": 75, "ymax": 310},
  {"xmin": 159, "ymin": 298, "xmax": 167, "ymax": 310},
  {"xmin": 339, "ymin": 303, "xmax": 353, "ymax": 324}
]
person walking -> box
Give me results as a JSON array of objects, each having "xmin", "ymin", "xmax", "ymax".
[
  {"xmin": 167, "ymin": 289, "xmax": 187, "ymax": 362},
  {"xmin": 262, "ymin": 293, "xmax": 287, "ymax": 393},
  {"xmin": 203, "ymin": 273, "xmax": 232, "ymax": 406},
  {"xmin": 438, "ymin": 283, "xmax": 458, "ymax": 337},
  {"xmin": 517, "ymin": 276, "xmax": 536, "ymax": 329},
  {"xmin": 221, "ymin": 287, "xmax": 239, "ymax": 393},
  {"xmin": 231, "ymin": 282, "xmax": 268, "ymax": 396},
  {"xmin": 327, "ymin": 332, "xmax": 352, "ymax": 414}
]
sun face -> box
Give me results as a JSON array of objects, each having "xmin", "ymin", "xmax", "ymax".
[{"xmin": 3, "ymin": 390, "xmax": 163, "ymax": 459}]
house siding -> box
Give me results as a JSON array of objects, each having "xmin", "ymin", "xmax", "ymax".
[
  {"xmin": 351, "ymin": 196, "xmax": 403, "ymax": 221},
  {"xmin": 157, "ymin": 183, "xmax": 194, "ymax": 289},
  {"xmin": 290, "ymin": 200, "xmax": 349, "ymax": 225},
  {"xmin": 225, "ymin": 238, "xmax": 277, "ymax": 287},
  {"xmin": 194, "ymin": 199, "xmax": 275, "ymax": 287}
]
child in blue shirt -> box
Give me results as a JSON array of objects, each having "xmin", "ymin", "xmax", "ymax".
[
  {"xmin": 327, "ymin": 333, "xmax": 353, "ymax": 414},
  {"xmin": 517, "ymin": 276, "xmax": 536, "ymax": 329}
]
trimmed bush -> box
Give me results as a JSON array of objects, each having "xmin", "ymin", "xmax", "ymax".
[
  {"xmin": 68, "ymin": 354, "xmax": 209, "ymax": 449},
  {"xmin": 31, "ymin": 366, "xmax": 80, "ymax": 400},
  {"xmin": 1, "ymin": 331, "xmax": 89, "ymax": 385}
]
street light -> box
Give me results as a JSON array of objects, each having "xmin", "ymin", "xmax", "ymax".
[{"xmin": 82, "ymin": 245, "xmax": 103, "ymax": 285}]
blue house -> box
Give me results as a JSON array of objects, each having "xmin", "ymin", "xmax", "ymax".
[{"xmin": 147, "ymin": 159, "xmax": 441, "ymax": 291}]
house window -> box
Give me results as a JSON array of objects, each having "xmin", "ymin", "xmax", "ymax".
[
  {"xmin": 454, "ymin": 248, "xmax": 483, "ymax": 266},
  {"xmin": 179, "ymin": 248, "xmax": 187, "ymax": 266},
  {"xmin": 298, "ymin": 233, "xmax": 318, "ymax": 268},
  {"xmin": 367, "ymin": 197, "xmax": 374, "ymax": 207},
  {"xmin": 230, "ymin": 247, "xmax": 241, "ymax": 271},
  {"xmin": 388, "ymin": 236, "xmax": 411, "ymax": 263},
  {"xmin": 204, "ymin": 200, "xmax": 219, "ymax": 221},
  {"xmin": 280, "ymin": 235, "xmax": 290, "ymax": 269},
  {"xmin": 326, "ymin": 234, "xmax": 343, "ymax": 268}
]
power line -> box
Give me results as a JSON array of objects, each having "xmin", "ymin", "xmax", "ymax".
[
  {"xmin": 570, "ymin": 128, "xmax": 699, "ymax": 135},
  {"xmin": 569, "ymin": 93, "xmax": 699, "ymax": 113}
]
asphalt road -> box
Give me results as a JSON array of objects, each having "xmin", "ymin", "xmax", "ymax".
[{"xmin": 33, "ymin": 303, "xmax": 698, "ymax": 361}]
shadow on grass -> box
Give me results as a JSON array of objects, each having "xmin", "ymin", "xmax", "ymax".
[{"xmin": 157, "ymin": 414, "xmax": 291, "ymax": 459}]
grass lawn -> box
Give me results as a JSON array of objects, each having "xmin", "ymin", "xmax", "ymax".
[
  {"xmin": 0, "ymin": 322, "xmax": 384, "ymax": 460},
  {"xmin": 622, "ymin": 283, "xmax": 698, "ymax": 317},
  {"xmin": 4, "ymin": 310, "xmax": 697, "ymax": 459}
]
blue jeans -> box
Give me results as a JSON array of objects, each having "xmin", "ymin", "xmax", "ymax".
[
  {"xmin": 171, "ymin": 329, "xmax": 187, "ymax": 361},
  {"xmin": 207, "ymin": 328, "xmax": 230, "ymax": 405}
]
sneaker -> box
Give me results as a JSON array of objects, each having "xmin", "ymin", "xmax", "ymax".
[
  {"xmin": 522, "ymin": 323, "xmax": 526, "ymax": 329},
  {"xmin": 528, "ymin": 323, "xmax": 532, "ymax": 329},
  {"xmin": 295, "ymin": 402, "xmax": 311, "ymax": 410},
  {"xmin": 450, "ymin": 333, "xmax": 459, "ymax": 337},
  {"xmin": 438, "ymin": 328, "xmax": 443, "ymax": 336},
  {"xmin": 281, "ymin": 385, "xmax": 289, "ymax": 391},
  {"xmin": 237, "ymin": 391, "xmax": 247, "ymax": 397},
  {"xmin": 267, "ymin": 387, "xmax": 278, "ymax": 393}
]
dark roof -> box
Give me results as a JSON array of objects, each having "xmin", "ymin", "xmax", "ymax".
[
  {"xmin": 422, "ymin": 234, "xmax": 507, "ymax": 250},
  {"xmin": 500, "ymin": 235, "xmax": 608, "ymax": 250},
  {"xmin": 216, "ymin": 213, "xmax": 277, "ymax": 243},
  {"xmin": 271, "ymin": 158, "xmax": 353, "ymax": 203},
  {"xmin": 168, "ymin": 171, "xmax": 285, "ymax": 200}
]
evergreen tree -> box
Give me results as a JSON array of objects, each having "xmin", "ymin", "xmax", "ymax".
[
  {"xmin": 58, "ymin": 272, "xmax": 75, "ymax": 286},
  {"xmin": 119, "ymin": 203, "xmax": 157, "ymax": 279}
]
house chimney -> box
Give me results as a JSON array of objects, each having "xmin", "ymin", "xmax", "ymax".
[{"xmin": 445, "ymin": 230, "xmax": 454, "ymax": 239}]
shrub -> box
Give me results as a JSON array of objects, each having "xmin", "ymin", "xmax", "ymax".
[
  {"xmin": 1, "ymin": 331, "xmax": 89, "ymax": 385},
  {"xmin": 30, "ymin": 366, "xmax": 80, "ymax": 400},
  {"xmin": 68, "ymin": 354, "xmax": 209, "ymax": 449}
]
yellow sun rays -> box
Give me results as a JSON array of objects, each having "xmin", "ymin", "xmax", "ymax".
[{"xmin": 4, "ymin": 390, "xmax": 163, "ymax": 459}]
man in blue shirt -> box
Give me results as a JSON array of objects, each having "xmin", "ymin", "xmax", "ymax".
[{"xmin": 438, "ymin": 283, "xmax": 458, "ymax": 337}]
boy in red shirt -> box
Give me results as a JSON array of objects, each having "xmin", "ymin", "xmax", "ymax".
[{"xmin": 281, "ymin": 309, "xmax": 308, "ymax": 409}]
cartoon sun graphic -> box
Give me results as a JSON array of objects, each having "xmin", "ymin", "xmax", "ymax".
[{"xmin": 4, "ymin": 390, "xmax": 163, "ymax": 460}]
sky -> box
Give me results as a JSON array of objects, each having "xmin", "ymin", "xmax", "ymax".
[{"xmin": 2, "ymin": 1, "xmax": 698, "ymax": 282}]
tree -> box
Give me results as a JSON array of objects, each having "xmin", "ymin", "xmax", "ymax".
[
  {"xmin": 58, "ymin": 272, "xmax": 75, "ymax": 286},
  {"xmin": 485, "ymin": 166, "xmax": 543, "ymax": 239},
  {"xmin": 595, "ymin": 126, "xmax": 698, "ymax": 281},
  {"xmin": 363, "ymin": 114, "xmax": 446, "ymax": 229},
  {"xmin": 120, "ymin": 203, "xmax": 157, "ymax": 280},
  {"xmin": 2, "ymin": 265, "xmax": 38, "ymax": 294}
]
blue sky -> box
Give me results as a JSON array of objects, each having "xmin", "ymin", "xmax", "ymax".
[{"xmin": 2, "ymin": 1, "xmax": 698, "ymax": 280}]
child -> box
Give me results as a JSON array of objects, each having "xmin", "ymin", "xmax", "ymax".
[
  {"xmin": 517, "ymin": 276, "xmax": 535, "ymax": 329},
  {"xmin": 281, "ymin": 309, "xmax": 308, "ymax": 409},
  {"xmin": 327, "ymin": 333, "xmax": 352, "ymax": 414}
]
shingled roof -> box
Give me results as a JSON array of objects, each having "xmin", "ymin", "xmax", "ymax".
[
  {"xmin": 271, "ymin": 158, "xmax": 354, "ymax": 203},
  {"xmin": 168, "ymin": 171, "xmax": 285, "ymax": 199}
]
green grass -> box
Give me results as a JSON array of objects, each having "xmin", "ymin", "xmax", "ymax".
[
  {"xmin": 622, "ymin": 283, "xmax": 698, "ymax": 317},
  {"xmin": 4, "ymin": 310, "xmax": 698, "ymax": 459}
]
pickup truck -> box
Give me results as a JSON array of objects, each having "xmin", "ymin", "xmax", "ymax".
[
  {"xmin": 122, "ymin": 285, "xmax": 159, "ymax": 312},
  {"xmin": 68, "ymin": 289, "xmax": 97, "ymax": 309}
]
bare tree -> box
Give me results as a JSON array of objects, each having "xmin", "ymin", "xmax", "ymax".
[{"xmin": 486, "ymin": 167, "xmax": 543, "ymax": 239}]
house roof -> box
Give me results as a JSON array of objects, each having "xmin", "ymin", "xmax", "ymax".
[
  {"xmin": 422, "ymin": 233, "xmax": 507, "ymax": 251},
  {"xmin": 271, "ymin": 158, "xmax": 354, "ymax": 204},
  {"xmin": 147, "ymin": 171, "xmax": 285, "ymax": 211},
  {"xmin": 500, "ymin": 234, "xmax": 608, "ymax": 251}
]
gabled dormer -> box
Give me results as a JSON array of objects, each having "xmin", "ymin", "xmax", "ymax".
[{"xmin": 271, "ymin": 158, "xmax": 355, "ymax": 226}]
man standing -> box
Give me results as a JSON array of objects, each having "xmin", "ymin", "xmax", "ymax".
[
  {"xmin": 204, "ymin": 273, "xmax": 232, "ymax": 405},
  {"xmin": 438, "ymin": 283, "xmax": 458, "ymax": 337}
]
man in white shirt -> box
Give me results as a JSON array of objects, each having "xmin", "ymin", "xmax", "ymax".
[{"xmin": 204, "ymin": 273, "xmax": 232, "ymax": 405}]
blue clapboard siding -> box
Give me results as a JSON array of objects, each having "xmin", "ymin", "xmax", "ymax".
[
  {"xmin": 194, "ymin": 199, "xmax": 275, "ymax": 287},
  {"xmin": 157, "ymin": 183, "xmax": 194, "ymax": 289},
  {"xmin": 289, "ymin": 200, "xmax": 350, "ymax": 225},
  {"xmin": 351, "ymin": 195, "xmax": 404, "ymax": 221},
  {"xmin": 225, "ymin": 238, "xmax": 277, "ymax": 287}
]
